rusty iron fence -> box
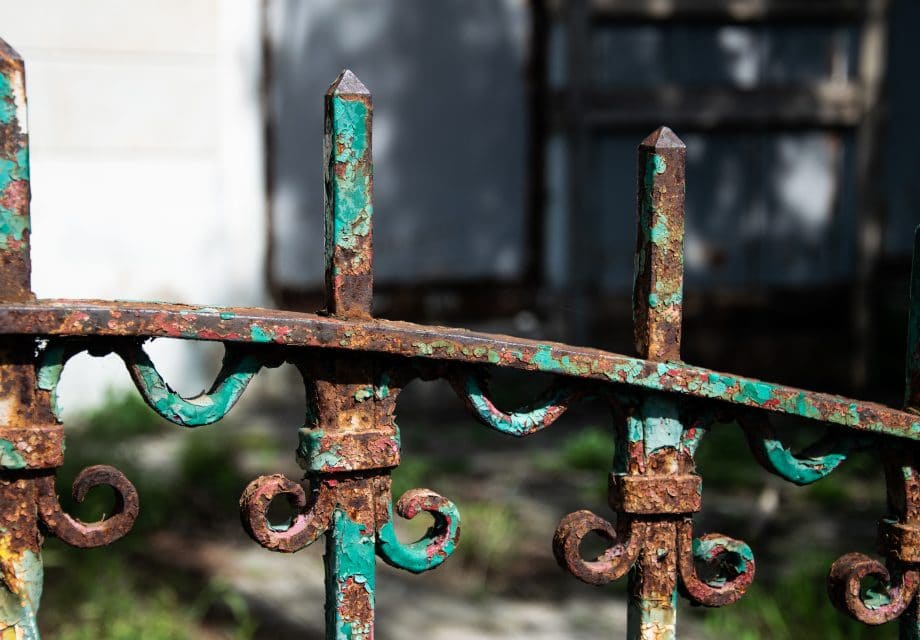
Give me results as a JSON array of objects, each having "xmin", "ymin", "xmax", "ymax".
[{"xmin": 0, "ymin": 38, "xmax": 919, "ymax": 640}]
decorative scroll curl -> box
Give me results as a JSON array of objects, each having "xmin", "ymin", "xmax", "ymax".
[
  {"xmin": 677, "ymin": 520, "xmax": 755, "ymax": 607},
  {"xmin": 451, "ymin": 371, "xmax": 582, "ymax": 436},
  {"xmin": 120, "ymin": 343, "xmax": 262, "ymax": 427},
  {"xmin": 552, "ymin": 510, "xmax": 640, "ymax": 586},
  {"xmin": 376, "ymin": 488, "xmax": 460, "ymax": 573},
  {"xmin": 239, "ymin": 474, "xmax": 334, "ymax": 553},
  {"xmin": 739, "ymin": 413, "xmax": 865, "ymax": 486},
  {"xmin": 827, "ymin": 552, "xmax": 919, "ymax": 624},
  {"xmin": 37, "ymin": 465, "xmax": 139, "ymax": 548}
]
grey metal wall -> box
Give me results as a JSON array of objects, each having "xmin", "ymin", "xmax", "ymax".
[{"xmin": 268, "ymin": 0, "xmax": 528, "ymax": 289}]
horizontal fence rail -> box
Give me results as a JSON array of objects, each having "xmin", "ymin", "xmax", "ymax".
[{"xmin": 0, "ymin": 39, "xmax": 918, "ymax": 639}]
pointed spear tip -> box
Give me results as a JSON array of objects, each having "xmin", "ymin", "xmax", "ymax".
[
  {"xmin": 640, "ymin": 126, "xmax": 685, "ymax": 150},
  {"xmin": 0, "ymin": 37, "xmax": 23, "ymax": 69},
  {"xmin": 327, "ymin": 69, "xmax": 370, "ymax": 97}
]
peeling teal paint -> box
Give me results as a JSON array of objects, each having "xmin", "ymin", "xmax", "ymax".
[
  {"xmin": 528, "ymin": 344, "xmax": 590, "ymax": 376},
  {"xmin": 643, "ymin": 154, "xmax": 667, "ymax": 208},
  {"xmin": 758, "ymin": 437, "xmax": 847, "ymax": 485},
  {"xmin": 0, "ymin": 71, "xmax": 15, "ymax": 124},
  {"xmin": 297, "ymin": 428, "xmax": 345, "ymax": 471},
  {"xmin": 732, "ymin": 381, "xmax": 774, "ymax": 406},
  {"xmin": 250, "ymin": 325, "xmax": 272, "ymax": 343},
  {"xmin": 326, "ymin": 82, "xmax": 372, "ymax": 273},
  {"xmin": 376, "ymin": 499, "xmax": 459, "ymax": 574},
  {"xmin": 692, "ymin": 536, "xmax": 754, "ymax": 583},
  {"xmin": 127, "ymin": 347, "xmax": 261, "ymax": 426},
  {"xmin": 0, "ymin": 439, "xmax": 25, "ymax": 469},
  {"xmin": 641, "ymin": 396, "xmax": 682, "ymax": 453},
  {"xmin": 462, "ymin": 375, "xmax": 570, "ymax": 436},
  {"xmin": 36, "ymin": 342, "xmax": 68, "ymax": 419},
  {"xmin": 0, "ymin": 149, "xmax": 29, "ymax": 251},
  {"xmin": 0, "ymin": 541, "xmax": 42, "ymax": 640},
  {"xmin": 325, "ymin": 509, "xmax": 375, "ymax": 640}
]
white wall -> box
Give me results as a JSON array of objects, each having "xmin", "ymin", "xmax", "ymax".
[{"xmin": 0, "ymin": 1, "xmax": 266, "ymax": 409}]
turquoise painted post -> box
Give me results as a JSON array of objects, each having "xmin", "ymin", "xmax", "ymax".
[
  {"xmin": 0, "ymin": 39, "xmax": 30, "ymax": 302},
  {"xmin": 324, "ymin": 69, "xmax": 373, "ymax": 318},
  {"xmin": 321, "ymin": 69, "xmax": 379, "ymax": 640},
  {"xmin": 324, "ymin": 485, "xmax": 378, "ymax": 640},
  {"xmin": 0, "ymin": 39, "xmax": 45, "ymax": 640},
  {"xmin": 626, "ymin": 127, "xmax": 688, "ymax": 640}
]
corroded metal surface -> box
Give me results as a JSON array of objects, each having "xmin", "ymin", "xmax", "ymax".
[
  {"xmin": 0, "ymin": 301, "xmax": 917, "ymax": 439},
  {"xmin": 633, "ymin": 126, "xmax": 685, "ymax": 363},
  {"xmin": 0, "ymin": 37, "xmax": 918, "ymax": 639},
  {"xmin": 324, "ymin": 70, "xmax": 373, "ymax": 319}
]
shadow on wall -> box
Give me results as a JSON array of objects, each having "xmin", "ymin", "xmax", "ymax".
[{"xmin": 268, "ymin": 0, "xmax": 528, "ymax": 289}]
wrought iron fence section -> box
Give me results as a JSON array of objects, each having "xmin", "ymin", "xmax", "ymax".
[{"xmin": 0, "ymin": 39, "xmax": 918, "ymax": 639}]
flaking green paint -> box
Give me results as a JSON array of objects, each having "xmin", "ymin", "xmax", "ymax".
[
  {"xmin": 250, "ymin": 325, "xmax": 272, "ymax": 343},
  {"xmin": 641, "ymin": 395, "xmax": 683, "ymax": 454},
  {"xmin": 129, "ymin": 348, "xmax": 261, "ymax": 426},
  {"xmin": 756, "ymin": 436, "xmax": 847, "ymax": 485},
  {"xmin": 0, "ymin": 148, "xmax": 29, "ymax": 250},
  {"xmin": 463, "ymin": 375, "xmax": 565, "ymax": 436},
  {"xmin": 376, "ymin": 500, "xmax": 459, "ymax": 573},
  {"xmin": 325, "ymin": 509, "xmax": 375, "ymax": 640},
  {"xmin": 0, "ymin": 64, "xmax": 27, "ymax": 259},
  {"xmin": 296, "ymin": 429, "xmax": 349, "ymax": 471},
  {"xmin": 0, "ymin": 546, "xmax": 42, "ymax": 640},
  {"xmin": 0, "ymin": 71, "xmax": 16, "ymax": 124},
  {"xmin": 0, "ymin": 439, "xmax": 24, "ymax": 469},
  {"xmin": 326, "ymin": 84, "xmax": 372, "ymax": 272},
  {"xmin": 692, "ymin": 535, "xmax": 754, "ymax": 582},
  {"xmin": 36, "ymin": 342, "xmax": 67, "ymax": 419},
  {"xmin": 732, "ymin": 381, "xmax": 774, "ymax": 406}
]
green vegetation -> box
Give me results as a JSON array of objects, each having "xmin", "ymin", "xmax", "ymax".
[
  {"xmin": 698, "ymin": 555, "xmax": 892, "ymax": 640},
  {"xmin": 40, "ymin": 389, "xmax": 263, "ymax": 639}
]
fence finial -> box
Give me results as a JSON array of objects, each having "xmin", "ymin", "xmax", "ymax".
[
  {"xmin": 633, "ymin": 125, "xmax": 686, "ymax": 362},
  {"xmin": 324, "ymin": 69, "xmax": 373, "ymax": 318}
]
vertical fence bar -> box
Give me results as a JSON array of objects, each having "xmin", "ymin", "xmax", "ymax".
[
  {"xmin": 321, "ymin": 69, "xmax": 378, "ymax": 640},
  {"xmin": 0, "ymin": 39, "xmax": 56, "ymax": 640},
  {"xmin": 627, "ymin": 126, "xmax": 687, "ymax": 640},
  {"xmin": 324, "ymin": 69, "xmax": 373, "ymax": 319},
  {"xmin": 633, "ymin": 126, "xmax": 685, "ymax": 363}
]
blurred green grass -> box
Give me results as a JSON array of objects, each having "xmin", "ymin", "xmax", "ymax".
[{"xmin": 40, "ymin": 390, "xmax": 261, "ymax": 639}]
